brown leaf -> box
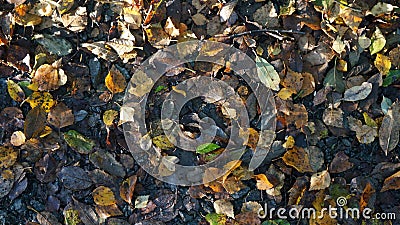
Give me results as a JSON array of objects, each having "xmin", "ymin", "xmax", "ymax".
[
  {"xmin": 34, "ymin": 154, "xmax": 58, "ymax": 183},
  {"xmin": 360, "ymin": 182, "xmax": 375, "ymax": 211},
  {"xmin": 59, "ymin": 166, "xmax": 92, "ymax": 190},
  {"xmin": 381, "ymin": 171, "xmax": 400, "ymax": 192},
  {"xmin": 47, "ymin": 103, "xmax": 74, "ymax": 128},
  {"xmin": 282, "ymin": 147, "xmax": 314, "ymax": 173},
  {"xmin": 285, "ymin": 103, "xmax": 308, "ymax": 129},
  {"xmin": 95, "ymin": 204, "xmax": 122, "ymax": 220},
  {"xmin": 89, "ymin": 149, "xmax": 126, "ymax": 178},
  {"xmin": 24, "ymin": 106, "xmax": 47, "ymax": 139},
  {"xmin": 32, "ymin": 60, "xmax": 67, "ymax": 91},
  {"xmin": 73, "ymin": 198, "xmax": 99, "ymax": 225},
  {"xmin": 0, "ymin": 147, "xmax": 18, "ymax": 168},
  {"xmin": 105, "ymin": 65, "xmax": 127, "ymax": 94},
  {"xmin": 309, "ymin": 170, "xmax": 330, "ymax": 191},
  {"xmin": 329, "ymin": 151, "xmax": 353, "ymax": 173},
  {"xmin": 120, "ymin": 175, "xmax": 137, "ymax": 204},
  {"xmin": 254, "ymin": 174, "xmax": 274, "ymax": 190},
  {"xmin": 36, "ymin": 211, "xmax": 62, "ymax": 225}
]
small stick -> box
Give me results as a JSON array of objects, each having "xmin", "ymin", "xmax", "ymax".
[{"xmin": 223, "ymin": 29, "xmax": 306, "ymax": 39}]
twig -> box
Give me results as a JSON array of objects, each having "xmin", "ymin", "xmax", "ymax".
[{"xmin": 223, "ymin": 29, "xmax": 306, "ymax": 39}]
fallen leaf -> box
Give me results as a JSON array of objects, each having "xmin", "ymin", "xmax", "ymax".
[
  {"xmin": 32, "ymin": 59, "xmax": 67, "ymax": 91},
  {"xmin": 214, "ymin": 199, "xmax": 234, "ymax": 218},
  {"xmin": 253, "ymin": 1, "xmax": 279, "ymax": 28},
  {"xmin": 219, "ymin": 0, "xmax": 237, "ymax": 22},
  {"xmin": 256, "ymin": 56, "xmax": 280, "ymax": 91},
  {"xmin": 10, "ymin": 131, "xmax": 26, "ymax": 147},
  {"xmin": 282, "ymin": 147, "xmax": 314, "ymax": 173},
  {"xmin": 14, "ymin": 4, "xmax": 42, "ymax": 26},
  {"xmin": 381, "ymin": 171, "xmax": 400, "ymax": 192},
  {"xmin": 47, "ymin": 103, "xmax": 74, "ymax": 128},
  {"xmin": 59, "ymin": 166, "xmax": 92, "ymax": 190},
  {"xmin": 7, "ymin": 80, "xmax": 25, "ymax": 102},
  {"xmin": 192, "ymin": 13, "xmax": 207, "ymax": 25},
  {"xmin": 95, "ymin": 204, "xmax": 122, "ymax": 220},
  {"xmin": 285, "ymin": 103, "xmax": 308, "ymax": 129},
  {"xmin": 342, "ymin": 82, "xmax": 372, "ymax": 101},
  {"xmin": 103, "ymin": 109, "xmax": 118, "ymax": 126},
  {"xmin": 323, "ymin": 108, "xmax": 343, "ymax": 127},
  {"xmin": 323, "ymin": 67, "xmax": 345, "ymax": 93},
  {"xmin": 329, "ymin": 151, "xmax": 353, "ymax": 173},
  {"xmin": 332, "ymin": 36, "xmax": 345, "ymax": 54},
  {"xmin": 348, "ymin": 116, "xmax": 377, "ymax": 144},
  {"xmin": 72, "ymin": 198, "xmax": 99, "ymax": 225},
  {"xmin": 205, "ymin": 213, "xmax": 226, "ymax": 225},
  {"xmin": 0, "ymin": 169, "xmax": 14, "ymax": 198},
  {"xmin": 36, "ymin": 211, "xmax": 62, "ymax": 225},
  {"xmin": 254, "ymin": 174, "xmax": 274, "ymax": 190},
  {"xmin": 134, "ymin": 195, "xmax": 149, "ymax": 209},
  {"xmin": 105, "ymin": 65, "xmax": 127, "ymax": 94},
  {"xmin": 61, "ymin": 7, "xmax": 88, "ymax": 32},
  {"xmin": 309, "ymin": 170, "xmax": 330, "ymax": 191},
  {"xmin": 120, "ymin": 175, "xmax": 137, "ymax": 204},
  {"xmin": 374, "ymin": 53, "xmax": 391, "ymax": 76},
  {"xmin": 369, "ymin": 27, "xmax": 386, "ymax": 55},
  {"xmin": 63, "ymin": 208, "xmax": 81, "ymax": 225},
  {"xmin": 92, "ymin": 186, "xmax": 116, "ymax": 206},
  {"xmin": 369, "ymin": 2, "xmax": 395, "ymax": 16},
  {"xmin": 81, "ymin": 41, "xmax": 118, "ymax": 62},
  {"xmin": 24, "ymin": 106, "xmax": 47, "ymax": 139},
  {"xmin": 128, "ymin": 70, "xmax": 154, "ymax": 97},
  {"xmin": 34, "ymin": 34, "xmax": 73, "ymax": 56},
  {"xmin": 282, "ymin": 136, "xmax": 295, "ymax": 149},
  {"xmin": 360, "ymin": 182, "xmax": 375, "ymax": 212},
  {"xmin": 379, "ymin": 101, "xmax": 400, "ymax": 155},
  {"xmin": 64, "ymin": 130, "xmax": 95, "ymax": 154},
  {"xmin": 26, "ymin": 92, "xmax": 56, "ymax": 112},
  {"xmin": 0, "ymin": 147, "xmax": 18, "ymax": 168},
  {"xmin": 152, "ymin": 135, "xmax": 175, "ymax": 150},
  {"xmin": 89, "ymin": 149, "xmax": 126, "ymax": 177}
]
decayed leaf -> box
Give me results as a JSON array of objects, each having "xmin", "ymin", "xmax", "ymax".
[
  {"xmin": 61, "ymin": 7, "xmax": 88, "ymax": 32},
  {"xmin": 24, "ymin": 106, "xmax": 47, "ymax": 139},
  {"xmin": 59, "ymin": 166, "xmax": 92, "ymax": 190},
  {"xmin": 64, "ymin": 130, "xmax": 95, "ymax": 154},
  {"xmin": 72, "ymin": 198, "xmax": 99, "ymax": 225},
  {"xmin": 329, "ymin": 151, "xmax": 353, "ymax": 173},
  {"xmin": 282, "ymin": 147, "xmax": 314, "ymax": 173},
  {"xmin": 152, "ymin": 135, "xmax": 175, "ymax": 150},
  {"xmin": 332, "ymin": 36, "xmax": 345, "ymax": 54},
  {"xmin": 374, "ymin": 53, "xmax": 391, "ymax": 76},
  {"xmin": 26, "ymin": 92, "xmax": 56, "ymax": 112},
  {"xmin": 205, "ymin": 213, "xmax": 226, "ymax": 225},
  {"xmin": 63, "ymin": 208, "xmax": 81, "ymax": 225},
  {"xmin": 89, "ymin": 149, "xmax": 126, "ymax": 177},
  {"xmin": 128, "ymin": 70, "xmax": 154, "ymax": 97},
  {"xmin": 32, "ymin": 59, "xmax": 67, "ymax": 91},
  {"xmin": 103, "ymin": 109, "xmax": 119, "ymax": 126},
  {"xmin": 81, "ymin": 41, "xmax": 118, "ymax": 61},
  {"xmin": 369, "ymin": 2, "xmax": 395, "ymax": 17},
  {"xmin": 370, "ymin": 27, "xmax": 386, "ymax": 55},
  {"xmin": 120, "ymin": 175, "xmax": 137, "ymax": 204},
  {"xmin": 342, "ymin": 82, "xmax": 372, "ymax": 102},
  {"xmin": 282, "ymin": 69, "xmax": 303, "ymax": 94},
  {"xmin": 253, "ymin": 1, "xmax": 279, "ymax": 28},
  {"xmin": 0, "ymin": 169, "xmax": 14, "ymax": 198},
  {"xmin": 34, "ymin": 34, "xmax": 73, "ymax": 56},
  {"xmin": 134, "ymin": 195, "xmax": 149, "ymax": 209},
  {"xmin": 7, "ymin": 80, "xmax": 25, "ymax": 102},
  {"xmin": 256, "ymin": 56, "xmax": 280, "ymax": 91},
  {"xmin": 14, "ymin": 4, "xmax": 42, "ymax": 26},
  {"xmin": 323, "ymin": 108, "xmax": 343, "ymax": 127},
  {"xmin": 92, "ymin": 186, "xmax": 116, "ymax": 206},
  {"xmin": 10, "ymin": 131, "xmax": 26, "ymax": 147},
  {"xmin": 47, "ymin": 103, "xmax": 74, "ymax": 128},
  {"xmin": 214, "ymin": 199, "xmax": 234, "ymax": 218},
  {"xmin": 254, "ymin": 174, "xmax": 274, "ymax": 190},
  {"xmin": 381, "ymin": 171, "xmax": 400, "ymax": 192},
  {"xmin": 285, "ymin": 103, "xmax": 308, "ymax": 129},
  {"xmin": 309, "ymin": 170, "xmax": 330, "ymax": 191},
  {"xmin": 348, "ymin": 116, "xmax": 377, "ymax": 144},
  {"xmin": 105, "ymin": 65, "xmax": 127, "ymax": 94},
  {"xmin": 323, "ymin": 67, "xmax": 345, "ymax": 93},
  {"xmin": 379, "ymin": 101, "xmax": 400, "ymax": 155},
  {"xmin": 0, "ymin": 147, "xmax": 18, "ymax": 168}
]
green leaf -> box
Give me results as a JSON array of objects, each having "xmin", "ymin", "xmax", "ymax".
[
  {"xmin": 256, "ymin": 56, "xmax": 280, "ymax": 91},
  {"xmin": 383, "ymin": 70, "xmax": 400, "ymax": 87},
  {"xmin": 196, "ymin": 143, "xmax": 221, "ymax": 154},
  {"xmin": 205, "ymin": 213, "xmax": 226, "ymax": 225},
  {"xmin": 369, "ymin": 27, "xmax": 386, "ymax": 55},
  {"xmin": 64, "ymin": 130, "xmax": 95, "ymax": 154},
  {"xmin": 262, "ymin": 219, "xmax": 290, "ymax": 225},
  {"xmin": 323, "ymin": 67, "xmax": 345, "ymax": 93},
  {"xmin": 155, "ymin": 85, "xmax": 167, "ymax": 93}
]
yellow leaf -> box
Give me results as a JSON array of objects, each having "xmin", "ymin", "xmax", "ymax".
[
  {"xmin": 0, "ymin": 147, "xmax": 18, "ymax": 168},
  {"xmin": 152, "ymin": 135, "xmax": 175, "ymax": 150},
  {"xmin": 171, "ymin": 86, "xmax": 186, "ymax": 97},
  {"xmin": 277, "ymin": 88, "xmax": 295, "ymax": 100},
  {"xmin": 374, "ymin": 53, "xmax": 391, "ymax": 75},
  {"xmin": 283, "ymin": 136, "xmax": 295, "ymax": 148},
  {"xmin": 92, "ymin": 186, "xmax": 116, "ymax": 206},
  {"xmin": 282, "ymin": 147, "xmax": 314, "ymax": 173},
  {"xmin": 103, "ymin": 109, "xmax": 119, "ymax": 126},
  {"xmin": 254, "ymin": 174, "xmax": 274, "ymax": 190},
  {"xmin": 26, "ymin": 91, "xmax": 56, "ymax": 112},
  {"xmin": 105, "ymin": 65, "xmax": 127, "ymax": 94},
  {"xmin": 7, "ymin": 80, "xmax": 25, "ymax": 102}
]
